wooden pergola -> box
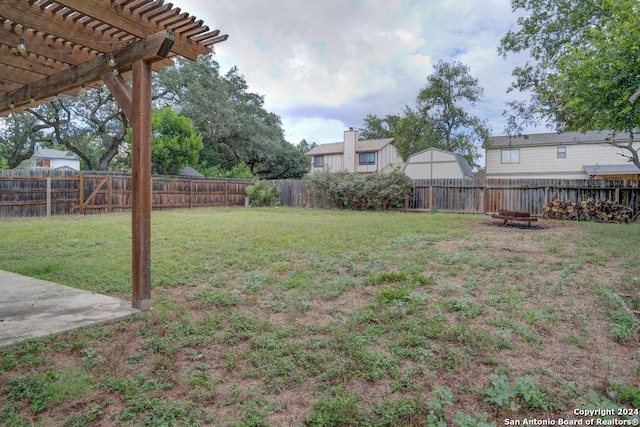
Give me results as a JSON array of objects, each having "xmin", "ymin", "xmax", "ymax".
[{"xmin": 0, "ymin": 0, "xmax": 228, "ymax": 311}]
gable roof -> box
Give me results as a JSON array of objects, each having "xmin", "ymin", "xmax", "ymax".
[
  {"xmin": 488, "ymin": 130, "xmax": 633, "ymax": 148},
  {"xmin": 307, "ymin": 142, "xmax": 343, "ymax": 155},
  {"xmin": 306, "ymin": 138, "xmax": 394, "ymax": 155},
  {"xmin": 33, "ymin": 148, "xmax": 80, "ymax": 161},
  {"xmin": 358, "ymin": 138, "xmax": 394, "ymax": 152}
]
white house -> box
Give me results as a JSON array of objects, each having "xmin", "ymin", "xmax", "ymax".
[
  {"xmin": 402, "ymin": 148, "xmax": 474, "ymax": 180},
  {"xmin": 306, "ymin": 128, "xmax": 403, "ymax": 173},
  {"xmin": 486, "ymin": 130, "xmax": 640, "ymax": 181},
  {"xmin": 31, "ymin": 148, "xmax": 81, "ymax": 171}
]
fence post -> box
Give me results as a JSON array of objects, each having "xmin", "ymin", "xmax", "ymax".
[
  {"xmin": 189, "ymin": 179, "xmax": 194, "ymax": 209},
  {"xmin": 78, "ymin": 173, "xmax": 85, "ymax": 215},
  {"xmin": 108, "ymin": 175, "xmax": 113, "ymax": 213},
  {"xmin": 46, "ymin": 177, "xmax": 52, "ymax": 216}
]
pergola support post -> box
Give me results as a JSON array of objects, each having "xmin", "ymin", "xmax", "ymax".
[{"xmin": 131, "ymin": 60, "xmax": 153, "ymax": 311}]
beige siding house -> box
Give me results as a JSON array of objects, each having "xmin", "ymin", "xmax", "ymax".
[
  {"xmin": 486, "ymin": 130, "xmax": 640, "ymax": 180},
  {"xmin": 402, "ymin": 148, "xmax": 474, "ymax": 180},
  {"xmin": 306, "ymin": 128, "xmax": 403, "ymax": 173}
]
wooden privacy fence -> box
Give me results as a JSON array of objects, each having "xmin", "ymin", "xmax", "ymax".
[
  {"xmin": 3, "ymin": 172, "xmax": 639, "ymax": 218},
  {"xmin": 271, "ymin": 178, "xmax": 640, "ymax": 216},
  {"xmin": 0, "ymin": 170, "xmax": 250, "ymax": 217},
  {"xmin": 408, "ymin": 178, "xmax": 640, "ymax": 216}
]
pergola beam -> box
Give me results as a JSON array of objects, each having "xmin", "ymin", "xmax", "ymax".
[{"xmin": 0, "ymin": 30, "xmax": 174, "ymax": 111}]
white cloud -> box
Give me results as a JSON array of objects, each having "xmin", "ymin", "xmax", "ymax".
[{"xmin": 172, "ymin": 0, "xmax": 538, "ymax": 152}]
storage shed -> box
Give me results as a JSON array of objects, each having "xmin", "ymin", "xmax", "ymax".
[{"xmin": 402, "ymin": 148, "xmax": 474, "ymax": 180}]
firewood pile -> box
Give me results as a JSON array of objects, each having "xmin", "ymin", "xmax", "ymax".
[{"xmin": 543, "ymin": 198, "xmax": 635, "ymax": 222}]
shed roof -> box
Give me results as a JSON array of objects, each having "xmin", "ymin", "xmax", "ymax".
[
  {"xmin": 584, "ymin": 164, "xmax": 640, "ymax": 175},
  {"xmin": 33, "ymin": 148, "xmax": 80, "ymax": 160},
  {"xmin": 488, "ymin": 130, "xmax": 633, "ymax": 148},
  {"xmin": 0, "ymin": 0, "xmax": 228, "ymax": 115}
]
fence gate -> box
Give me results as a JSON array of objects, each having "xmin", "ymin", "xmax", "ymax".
[{"xmin": 78, "ymin": 174, "xmax": 131, "ymax": 214}]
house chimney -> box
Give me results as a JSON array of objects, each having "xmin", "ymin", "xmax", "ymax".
[{"xmin": 343, "ymin": 127, "xmax": 358, "ymax": 172}]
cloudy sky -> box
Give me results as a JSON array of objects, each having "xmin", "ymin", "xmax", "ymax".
[{"xmin": 171, "ymin": 0, "xmax": 541, "ymax": 153}]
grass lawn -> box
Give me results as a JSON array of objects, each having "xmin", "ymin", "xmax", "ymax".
[{"xmin": 0, "ymin": 207, "xmax": 639, "ymax": 426}]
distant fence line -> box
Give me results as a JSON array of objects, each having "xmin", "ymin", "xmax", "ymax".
[
  {"xmin": 1, "ymin": 171, "xmax": 639, "ymax": 218},
  {"xmin": 0, "ymin": 169, "xmax": 250, "ymax": 217},
  {"xmin": 270, "ymin": 178, "xmax": 640, "ymax": 216}
]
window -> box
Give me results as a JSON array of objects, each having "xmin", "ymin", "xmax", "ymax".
[
  {"xmin": 501, "ymin": 149, "xmax": 520, "ymax": 164},
  {"xmin": 36, "ymin": 159, "xmax": 51, "ymax": 168},
  {"xmin": 359, "ymin": 152, "xmax": 375, "ymax": 165},
  {"xmin": 313, "ymin": 155, "xmax": 324, "ymax": 168},
  {"xmin": 557, "ymin": 146, "xmax": 566, "ymax": 158}
]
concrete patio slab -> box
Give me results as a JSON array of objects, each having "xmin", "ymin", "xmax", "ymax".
[{"xmin": 0, "ymin": 270, "xmax": 138, "ymax": 347}]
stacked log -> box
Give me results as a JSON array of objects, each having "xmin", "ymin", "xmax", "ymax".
[{"xmin": 543, "ymin": 198, "xmax": 635, "ymax": 222}]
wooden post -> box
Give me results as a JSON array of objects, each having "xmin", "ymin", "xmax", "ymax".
[
  {"xmin": 131, "ymin": 60, "xmax": 152, "ymax": 311},
  {"xmin": 46, "ymin": 177, "xmax": 52, "ymax": 216},
  {"xmin": 79, "ymin": 173, "xmax": 85, "ymax": 215},
  {"xmin": 108, "ymin": 175, "xmax": 113, "ymax": 213},
  {"xmin": 189, "ymin": 179, "xmax": 194, "ymax": 209}
]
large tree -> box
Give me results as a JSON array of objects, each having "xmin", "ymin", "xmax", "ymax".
[
  {"xmin": 157, "ymin": 55, "xmax": 310, "ymax": 179},
  {"xmin": 0, "ymin": 113, "xmax": 48, "ymax": 168},
  {"xmin": 415, "ymin": 61, "xmax": 488, "ymax": 166},
  {"xmin": 360, "ymin": 61, "xmax": 488, "ymax": 167},
  {"xmin": 0, "ymin": 87, "xmax": 127, "ymax": 171},
  {"xmin": 499, "ymin": 0, "xmax": 640, "ymax": 167}
]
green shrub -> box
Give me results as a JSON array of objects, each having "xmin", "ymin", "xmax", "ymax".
[
  {"xmin": 311, "ymin": 169, "xmax": 413, "ymax": 210},
  {"xmin": 245, "ymin": 180, "xmax": 281, "ymax": 207}
]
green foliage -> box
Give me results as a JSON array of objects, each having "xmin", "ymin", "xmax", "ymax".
[
  {"xmin": 426, "ymin": 386, "xmax": 453, "ymax": 426},
  {"xmin": 311, "ymin": 169, "xmax": 413, "ymax": 210},
  {"xmin": 145, "ymin": 107, "xmax": 203, "ymax": 175},
  {"xmin": 483, "ymin": 373, "xmax": 517, "ymax": 408},
  {"xmin": 0, "ymin": 112, "xmax": 48, "ymax": 169},
  {"xmin": 306, "ymin": 393, "xmax": 429, "ymax": 426},
  {"xmin": 483, "ymin": 373, "xmax": 558, "ymax": 411},
  {"xmin": 305, "ymin": 390, "xmax": 361, "ymax": 426},
  {"xmin": 359, "ymin": 113, "xmax": 401, "ymax": 140},
  {"xmin": 500, "ymin": 0, "xmax": 640, "ymax": 168},
  {"xmin": 413, "ymin": 60, "xmax": 488, "ymax": 167},
  {"xmin": 187, "ymin": 289, "xmax": 239, "ymax": 308},
  {"xmin": 6, "ymin": 368, "xmax": 94, "ymax": 413},
  {"xmin": 201, "ymin": 162, "xmax": 254, "ymax": 179},
  {"xmin": 455, "ymin": 413, "xmax": 496, "ymax": 427},
  {"xmin": 0, "ymin": 157, "xmax": 8, "ymax": 169},
  {"xmin": 245, "ymin": 180, "xmax": 281, "ymax": 207}
]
